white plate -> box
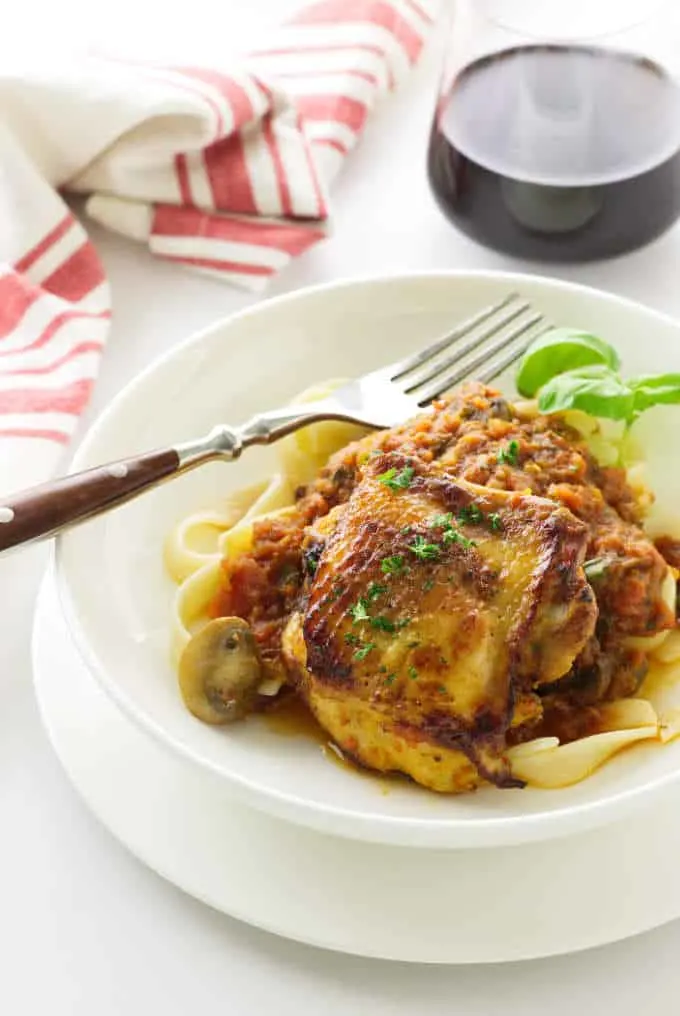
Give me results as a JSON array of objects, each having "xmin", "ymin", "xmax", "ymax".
[
  {"xmin": 34, "ymin": 569, "xmax": 680, "ymax": 963},
  {"xmin": 55, "ymin": 271, "xmax": 680, "ymax": 848}
]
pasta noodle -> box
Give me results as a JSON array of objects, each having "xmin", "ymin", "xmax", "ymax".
[
  {"xmin": 164, "ymin": 382, "xmax": 369, "ymax": 663},
  {"xmin": 165, "ymin": 383, "xmax": 680, "ymax": 791}
]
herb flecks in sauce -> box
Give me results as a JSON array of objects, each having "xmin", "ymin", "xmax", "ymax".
[
  {"xmin": 378, "ymin": 465, "xmax": 415, "ymax": 491},
  {"xmin": 349, "ymin": 600, "xmax": 370, "ymax": 624},
  {"xmin": 497, "ymin": 439, "xmax": 520, "ymax": 466},
  {"xmin": 370, "ymin": 616, "xmax": 397, "ymax": 633},
  {"xmin": 458, "ymin": 503, "xmax": 484, "ymax": 525},
  {"xmin": 429, "ymin": 513, "xmax": 477, "ymax": 550},
  {"xmin": 381, "ymin": 555, "xmax": 406, "ymax": 576},
  {"xmin": 409, "ymin": 536, "xmax": 442, "ymax": 561}
]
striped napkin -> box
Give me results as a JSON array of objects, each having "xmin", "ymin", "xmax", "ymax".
[{"xmin": 0, "ymin": 0, "xmax": 437, "ymax": 492}]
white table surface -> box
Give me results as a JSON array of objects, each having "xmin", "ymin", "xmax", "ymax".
[{"xmin": 4, "ymin": 2, "xmax": 680, "ymax": 1012}]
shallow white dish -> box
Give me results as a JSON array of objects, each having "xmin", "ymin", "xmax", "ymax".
[
  {"xmin": 56, "ymin": 270, "xmax": 680, "ymax": 849},
  {"xmin": 35, "ymin": 570, "xmax": 680, "ymax": 963}
]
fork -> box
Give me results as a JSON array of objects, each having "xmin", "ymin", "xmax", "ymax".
[{"xmin": 0, "ymin": 292, "xmax": 549, "ymax": 554}]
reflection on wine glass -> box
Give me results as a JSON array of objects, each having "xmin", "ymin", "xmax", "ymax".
[{"xmin": 502, "ymin": 46, "xmax": 600, "ymax": 233}]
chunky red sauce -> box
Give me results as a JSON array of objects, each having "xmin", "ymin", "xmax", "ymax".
[{"xmin": 212, "ymin": 385, "xmax": 676, "ymax": 710}]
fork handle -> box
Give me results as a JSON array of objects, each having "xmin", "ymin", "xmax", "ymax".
[
  {"xmin": 0, "ymin": 447, "xmax": 192, "ymax": 554},
  {"xmin": 0, "ymin": 403, "xmax": 341, "ymax": 554},
  {"xmin": 0, "ymin": 420, "xmax": 247, "ymax": 554}
]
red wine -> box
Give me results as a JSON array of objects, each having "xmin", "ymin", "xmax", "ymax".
[{"xmin": 428, "ymin": 45, "xmax": 680, "ymax": 260}]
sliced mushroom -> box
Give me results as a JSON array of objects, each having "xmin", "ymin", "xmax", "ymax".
[{"xmin": 179, "ymin": 617, "xmax": 263, "ymax": 724}]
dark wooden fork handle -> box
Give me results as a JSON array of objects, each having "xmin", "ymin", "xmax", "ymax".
[
  {"xmin": 0, "ymin": 405, "xmax": 345, "ymax": 555},
  {"xmin": 0, "ymin": 449, "xmax": 181, "ymax": 553}
]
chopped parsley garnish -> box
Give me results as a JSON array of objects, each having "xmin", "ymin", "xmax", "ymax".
[
  {"xmin": 378, "ymin": 465, "xmax": 415, "ymax": 491},
  {"xmin": 432, "ymin": 502, "xmax": 501, "ymax": 534},
  {"xmin": 354, "ymin": 643, "xmax": 376, "ymax": 661},
  {"xmin": 497, "ymin": 439, "xmax": 520, "ymax": 466},
  {"xmin": 409, "ymin": 536, "xmax": 441, "ymax": 561},
  {"xmin": 381, "ymin": 555, "xmax": 406, "ymax": 575},
  {"xmin": 384, "ymin": 673, "xmax": 397, "ymax": 685},
  {"xmin": 370, "ymin": 616, "xmax": 396, "ymax": 633},
  {"xmin": 408, "ymin": 665, "xmax": 419, "ymax": 681},
  {"xmin": 458, "ymin": 503, "xmax": 484, "ymax": 525},
  {"xmin": 442, "ymin": 527, "xmax": 476, "ymax": 549},
  {"xmin": 401, "ymin": 524, "xmax": 412, "ymax": 534},
  {"xmin": 438, "ymin": 684, "xmax": 447, "ymax": 694},
  {"xmin": 344, "ymin": 633, "xmax": 361, "ymax": 646},
  {"xmin": 366, "ymin": 582, "xmax": 387, "ymax": 602},
  {"xmin": 423, "ymin": 577, "xmax": 435, "ymax": 592},
  {"xmin": 378, "ymin": 665, "xmax": 388, "ymax": 674},
  {"xmin": 429, "ymin": 512, "xmax": 453, "ymax": 529},
  {"xmin": 349, "ymin": 599, "xmax": 370, "ymax": 624},
  {"xmin": 429, "ymin": 513, "xmax": 476, "ymax": 550}
]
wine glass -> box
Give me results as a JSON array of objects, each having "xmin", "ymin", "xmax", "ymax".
[{"xmin": 427, "ymin": 0, "xmax": 680, "ymax": 260}]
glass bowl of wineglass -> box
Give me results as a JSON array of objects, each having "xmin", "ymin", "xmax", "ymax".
[{"xmin": 428, "ymin": 0, "xmax": 680, "ymax": 261}]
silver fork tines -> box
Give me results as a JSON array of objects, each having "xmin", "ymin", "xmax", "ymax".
[
  {"xmin": 390, "ymin": 292, "xmax": 521, "ymax": 380},
  {"xmin": 390, "ymin": 294, "xmax": 549, "ymax": 406},
  {"xmin": 478, "ymin": 323, "xmax": 552, "ymax": 385},
  {"xmin": 413, "ymin": 311, "xmax": 546, "ymax": 404},
  {"xmin": 400, "ymin": 299, "xmax": 529, "ymax": 393}
]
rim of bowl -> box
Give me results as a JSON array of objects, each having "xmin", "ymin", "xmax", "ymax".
[{"xmin": 54, "ymin": 269, "xmax": 680, "ymax": 848}]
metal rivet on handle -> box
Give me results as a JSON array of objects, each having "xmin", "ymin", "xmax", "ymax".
[{"xmin": 0, "ymin": 507, "xmax": 15, "ymax": 523}]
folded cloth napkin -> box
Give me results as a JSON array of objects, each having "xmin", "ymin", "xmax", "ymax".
[{"xmin": 0, "ymin": 0, "xmax": 437, "ymax": 492}]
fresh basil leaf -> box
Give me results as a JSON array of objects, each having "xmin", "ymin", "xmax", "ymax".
[
  {"xmin": 537, "ymin": 365, "xmax": 636, "ymax": 421},
  {"xmin": 630, "ymin": 373, "xmax": 680, "ymax": 413},
  {"xmin": 516, "ymin": 328, "xmax": 621, "ymax": 398}
]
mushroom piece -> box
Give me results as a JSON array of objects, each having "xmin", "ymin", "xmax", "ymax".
[{"xmin": 179, "ymin": 617, "xmax": 263, "ymax": 724}]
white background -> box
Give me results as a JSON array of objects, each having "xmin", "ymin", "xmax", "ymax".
[{"xmin": 3, "ymin": 1, "xmax": 680, "ymax": 1012}]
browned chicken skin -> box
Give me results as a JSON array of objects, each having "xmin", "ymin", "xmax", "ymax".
[
  {"xmin": 282, "ymin": 454, "xmax": 597, "ymax": 790},
  {"xmin": 213, "ymin": 384, "xmax": 675, "ymax": 791}
]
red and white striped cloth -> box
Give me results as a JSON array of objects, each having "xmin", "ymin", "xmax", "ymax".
[{"xmin": 0, "ymin": 0, "xmax": 437, "ymax": 492}]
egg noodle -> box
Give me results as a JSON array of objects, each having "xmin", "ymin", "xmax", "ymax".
[{"xmin": 164, "ymin": 384, "xmax": 680, "ymax": 791}]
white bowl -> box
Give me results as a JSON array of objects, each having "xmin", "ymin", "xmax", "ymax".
[{"xmin": 56, "ymin": 271, "xmax": 680, "ymax": 849}]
